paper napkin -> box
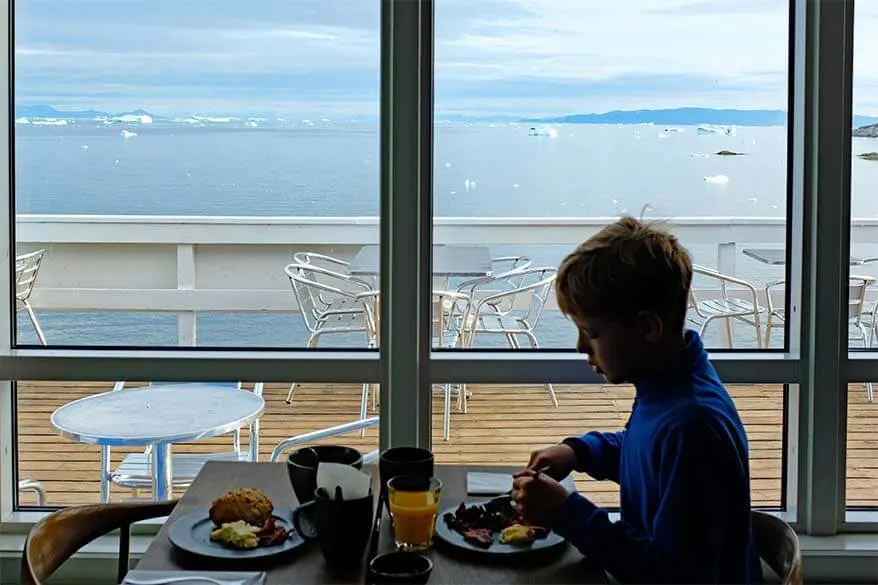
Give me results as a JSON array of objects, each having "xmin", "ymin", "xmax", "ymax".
[{"xmin": 316, "ymin": 461, "xmax": 371, "ymax": 500}]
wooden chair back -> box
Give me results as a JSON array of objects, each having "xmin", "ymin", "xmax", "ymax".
[
  {"xmin": 22, "ymin": 499, "xmax": 178, "ymax": 585},
  {"xmin": 751, "ymin": 510, "xmax": 802, "ymax": 585}
]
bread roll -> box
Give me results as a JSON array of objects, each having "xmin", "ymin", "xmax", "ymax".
[{"xmin": 209, "ymin": 487, "xmax": 274, "ymax": 528}]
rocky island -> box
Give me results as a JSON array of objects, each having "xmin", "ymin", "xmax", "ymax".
[
  {"xmin": 857, "ymin": 152, "xmax": 878, "ymax": 162},
  {"xmin": 853, "ymin": 123, "xmax": 878, "ymax": 138}
]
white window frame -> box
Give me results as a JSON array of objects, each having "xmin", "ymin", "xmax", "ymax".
[{"xmin": 1, "ymin": 0, "xmax": 875, "ymax": 546}]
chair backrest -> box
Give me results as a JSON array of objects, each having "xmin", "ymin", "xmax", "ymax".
[
  {"xmin": 690, "ymin": 264, "xmax": 761, "ymax": 316},
  {"xmin": 751, "ymin": 510, "xmax": 802, "ymax": 585},
  {"xmin": 22, "ymin": 500, "xmax": 178, "ymax": 585},
  {"xmin": 490, "ymin": 256, "xmax": 532, "ymax": 294},
  {"xmin": 471, "ymin": 267, "xmax": 557, "ymax": 327},
  {"xmin": 848, "ymin": 276, "xmax": 874, "ymax": 322},
  {"xmin": 113, "ymin": 381, "xmax": 242, "ymax": 391},
  {"xmin": 284, "ymin": 263, "xmax": 375, "ymax": 335},
  {"xmin": 293, "ymin": 251, "xmax": 349, "ymax": 270},
  {"xmin": 15, "ymin": 249, "xmax": 45, "ymax": 303},
  {"xmin": 432, "ymin": 290, "xmax": 472, "ymax": 345},
  {"xmin": 147, "ymin": 381, "xmax": 241, "ymax": 390},
  {"xmin": 290, "ymin": 254, "xmax": 372, "ymax": 307}
]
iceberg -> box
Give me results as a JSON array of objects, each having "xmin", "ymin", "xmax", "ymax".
[
  {"xmin": 120, "ymin": 130, "xmax": 137, "ymax": 139},
  {"xmin": 697, "ymin": 124, "xmax": 736, "ymax": 136},
  {"xmin": 113, "ymin": 114, "xmax": 152, "ymax": 124},
  {"xmin": 528, "ymin": 126, "xmax": 557, "ymax": 137}
]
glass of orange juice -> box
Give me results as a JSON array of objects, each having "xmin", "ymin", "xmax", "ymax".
[{"xmin": 387, "ymin": 474, "xmax": 443, "ymax": 552}]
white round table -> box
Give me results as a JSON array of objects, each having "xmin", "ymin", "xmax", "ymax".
[{"xmin": 50, "ymin": 383, "xmax": 265, "ymax": 501}]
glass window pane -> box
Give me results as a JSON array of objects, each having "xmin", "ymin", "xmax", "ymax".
[
  {"xmin": 16, "ymin": 379, "xmax": 378, "ymax": 507},
  {"xmin": 431, "ymin": 383, "xmax": 784, "ymax": 509},
  {"xmin": 433, "ymin": 2, "xmax": 789, "ymax": 351},
  {"xmin": 848, "ymin": 0, "xmax": 878, "ymax": 510},
  {"xmin": 13, "ymin": 1, "xmax": 380, "ymax": 349}
]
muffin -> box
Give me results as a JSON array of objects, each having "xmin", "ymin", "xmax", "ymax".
[{"xmin": 208, "ymin": 487, "xmax": 274, "ymax": 528}]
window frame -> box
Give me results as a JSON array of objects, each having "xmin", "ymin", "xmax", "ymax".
[{"xmin": 1, "ymin": 0, "xmax": 874, "ymax": 543}]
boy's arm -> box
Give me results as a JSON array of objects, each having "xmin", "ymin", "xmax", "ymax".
[
  {"xmin": 553, "ymin": 421, "xmax": 733, "ymax": 584},
  {"xmin": 562, "ymin": 430, "xmax": 626, "ymax": 483}
]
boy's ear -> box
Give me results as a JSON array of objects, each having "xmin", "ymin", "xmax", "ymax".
[{"xmin": 638, "ymin": 311, "xmax": 664, "ymax": 342}]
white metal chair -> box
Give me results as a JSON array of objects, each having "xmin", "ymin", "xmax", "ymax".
[
  {"xmin": 284, "ymin": 263, "xmax": 378, "ymax": 430},
  {"xmin": 270, "ymin": 417, "xmax": 380, "ymax": 465},
  {"xmin": 100, "ymin": 381, "xmax": 263, "ymax": 503},
  {"xmin": 688, "ymin": 265, "xmax": 765, "ymax": 349},
  {"xmin": 458, "ymin": 267, "xmax": 559, "ymax": 410},
  {"xmin": 16, "ymin": 250, "xmax": 47, "ymax": 345},
  {"xmin": 292, "ymin": 251, "xmax": 376, "ymax": 292},
  {"xmin": 849, "ymin": 276, "xmax": 875, "ymax": 402},
  {"xmin": 762, "ymin": 276, "xmax": 875, "ymax": 401},
  {"xmin": 19, "ymin": 479, "xmax": 46, "ymax": 506},
  {"xmin": 432, "ymin": 290, "xmax": 474, "ymax": 440},
  {"xmin": 764, "ymin": 279, "xmax": 786, "ymax": 348}
]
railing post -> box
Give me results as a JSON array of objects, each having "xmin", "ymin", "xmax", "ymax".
[{"xmin": 177, "ymin": 244, "xmax": 197, "ymax": 346}]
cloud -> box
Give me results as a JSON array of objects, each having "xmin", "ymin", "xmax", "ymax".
[
  {"xmin": 11, "ymin": 0, "xmax": 878, "ymax": 116},
  {"xmin": 648, "ymin": 0, "xmax": 783, "ymax": 16}
]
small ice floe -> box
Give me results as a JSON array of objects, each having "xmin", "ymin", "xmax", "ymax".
[
  {"xmin": 657, "ymin": 133, "xmax": 668, "ymax": 139},
  {"xmin": 114, "ymin": 159, "xmax": 120, "ymax": 165},
  {"xmin": 464, "ymin": 178, "xmax": 477, "ymax": 192},
  {"xmin": 80, "ymin": 145, "xmax": 88, "ymax": 150},
  {"xmin": 769, "ymin": 204, "xmax": 779, "ymax": 209},
  {"xmin": 690, "ymin": 153, "xmax": 710, "ymax": 158},
  {"xmin": 512, "ymin": 183, "xmax": 519, "ymax": 188},
  {"xmin": 704, "ymin": 174, "xmax": 729, "ymax": 184},
  {"xmin": 120, "ymin": 130, "xmax": 137, "ymax": 139},
  {"xmin": 748, "ymin": 197, "xmax": 759, "ymax": 203},
  {"xmin": 450, "ymin": 190, "xmax": 457, "ymax": 195},
  {"xmin": 444, "ymin": 162, "xmax": 452, "ymax": 168}
]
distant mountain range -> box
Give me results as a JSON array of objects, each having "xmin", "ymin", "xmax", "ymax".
[
  {"xmin": 14, "ymin": 105, "xmax": 878, "ymax": 129},
  {"xmin": 15, "ymin": 105, "xmax": 159, "ymax": 120},
  {"xmin": 522, "ymin": 108, "xmax": 878, "ymax": 128}
]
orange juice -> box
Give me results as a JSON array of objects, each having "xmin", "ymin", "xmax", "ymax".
[{"xmin": 389, "ymin": 489, "xmax": 440, "ymax": 551}]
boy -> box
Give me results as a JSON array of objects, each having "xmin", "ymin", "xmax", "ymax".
[{"xmin": 511, "ymin": 217, "xmax": 762, "ymax": 584}]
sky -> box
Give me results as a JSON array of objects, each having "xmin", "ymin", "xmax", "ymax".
[{"xmin": 12, "ymin": 0, "xmax": 878, "ymax": 117}]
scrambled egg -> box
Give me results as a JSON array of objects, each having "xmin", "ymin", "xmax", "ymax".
[
  {"xmin": 209, "ymin": 520, "xmax": 260, "ymax": 549},
  {"xmin": 499, "ymin": 523, "xmax": 536, "ymax": 545}
]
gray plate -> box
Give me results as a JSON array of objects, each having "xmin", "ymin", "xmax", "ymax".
[
  {"xmin": 434, "ymin": 500, "xmax": 566, "ymax": 556},
  {"xmin": 168, "ymin": 507, "xmax": 306, "ymax": 560}
]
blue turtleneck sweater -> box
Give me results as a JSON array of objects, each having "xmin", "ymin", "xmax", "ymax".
[{"xmin": 554, "ymin": 330, "xmax": 762, "ymax": 584}]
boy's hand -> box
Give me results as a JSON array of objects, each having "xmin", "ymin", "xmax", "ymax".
[
  {"xmin": 521, "ymin": 443, "xmax": 577, "ymax": 481},
  {"xmin": 511, "ymin": 472, "xmax": 570, "ymax": 529}
]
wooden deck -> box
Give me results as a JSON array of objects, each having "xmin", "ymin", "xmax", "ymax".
[{"xmin": 14, "ymin": 381, "xmax": 878, "ymax": 509}]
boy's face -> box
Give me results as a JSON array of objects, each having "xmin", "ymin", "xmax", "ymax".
[{"xmin": 571, "ymin": 314, "xmax": 655, "ymax": 384}]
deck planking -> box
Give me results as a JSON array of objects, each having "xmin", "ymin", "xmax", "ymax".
[{"xmin": 14, "ymin": 381, "xmax": 878, "ymax": 509}]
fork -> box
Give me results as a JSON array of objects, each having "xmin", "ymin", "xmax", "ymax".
[{"xmin": 487, "ymin": 465, "xmax": 551, "ymax": 506}]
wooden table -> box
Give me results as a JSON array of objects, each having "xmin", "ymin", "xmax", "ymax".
[{"xmin": 136, "ymin": 461, "xmax": 608, "ymax": 585}]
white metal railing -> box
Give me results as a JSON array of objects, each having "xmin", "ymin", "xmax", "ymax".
[{"xmin": 14, "ymin": 214, "xmax": 878, "ymax": 345}]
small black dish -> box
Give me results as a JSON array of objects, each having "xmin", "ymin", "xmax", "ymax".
[{"xmin": 368, "ymin": 551, "xmax": 433, "ymax": 584}]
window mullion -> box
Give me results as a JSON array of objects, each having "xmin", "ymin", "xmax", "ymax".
[
  {"xmin": 797, "ymin": 0, "xmax": 855, "ymax": 535},
  {"xmin": 1, "ymin": 0, "xmax": 14, "ymax": 519},
  {"xmin": 379, "ymin": 0, "xmax": 433, "ymax": 450}
]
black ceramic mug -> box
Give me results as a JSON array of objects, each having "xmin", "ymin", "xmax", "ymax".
[
  {"xmin": 292, "ymin": 486, "xmax": 374, "ymax": 567},
  {"xmin": 378, "ymin": 447, "xmax": 434, "ymax": 516},
  {"xmin": 287, "ymin": 445, "xmax": 364, "ymax": 505}
]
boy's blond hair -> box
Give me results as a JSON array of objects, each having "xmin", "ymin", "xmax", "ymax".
[{"xmin": 556, "ymin": 217, "xmax": 693, "ymax": 331}]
